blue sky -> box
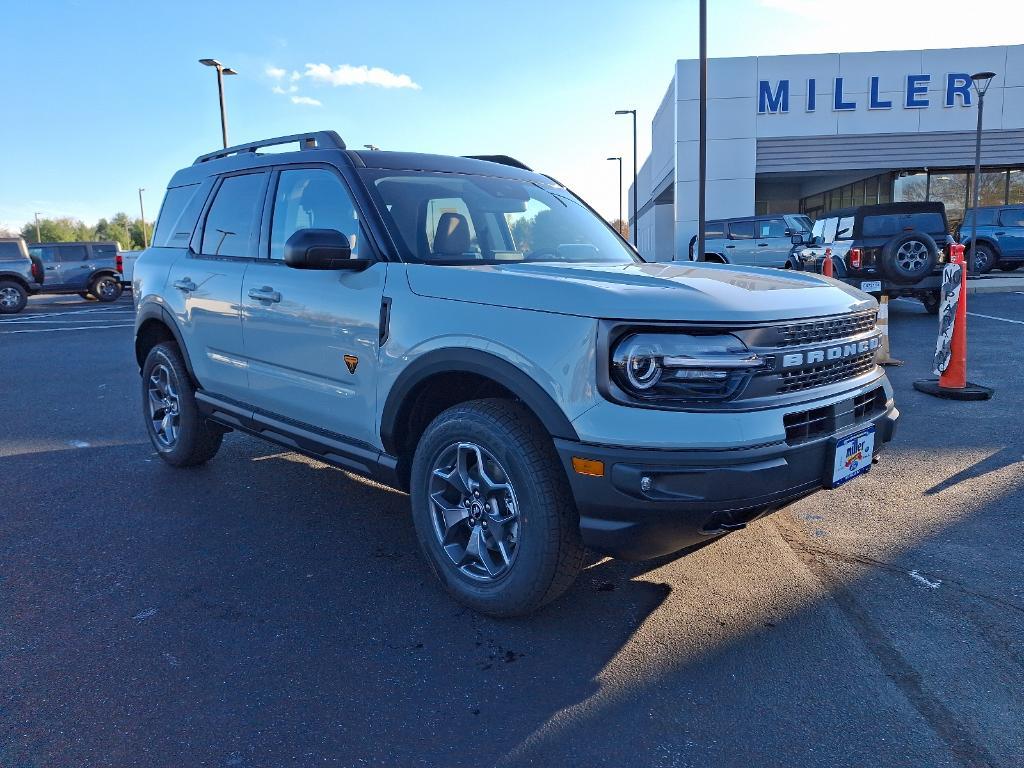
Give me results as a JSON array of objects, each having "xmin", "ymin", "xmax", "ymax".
[{"xmin": 1, "ymin": 0, "xmax": 1019, "ymax": 232}]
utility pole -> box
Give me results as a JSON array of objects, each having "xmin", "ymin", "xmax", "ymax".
[
  {"xmin": 33, "ymin": 212, "xmax": 42, "ymax": 243},
  {"xmin": 138, "ymin": 188, "xmax": 149, "ymax": 247}
]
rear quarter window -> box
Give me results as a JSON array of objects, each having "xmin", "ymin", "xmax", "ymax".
[
  {"xmin": 705, "ymin": 222, "xmax": 726, "ymax": 238},
  {"xmin": 0, "ymin": 242, "xmax": 23, "ymax": 259},
  {"xmin": 93, "ymin": 244, "xmax": 117, "ymax": 259},
  {"xmin": 152, "ymin": 183, "xmax": 205, "ymax": 248},
  {"xmin": 999, "ymin": 208, "xmax": 1024, "ymax": 227},
  {"xmin": 861, "ymin": 212, "xmax": 946, "ymax": 238}
]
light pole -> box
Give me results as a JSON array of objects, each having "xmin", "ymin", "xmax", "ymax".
[
  {"xmin": 138, "ymin": 188, "xmax": 148, "ymax": 248},
  {"xmin": 33, "ymin": 212, "xmax": 42, "ymax": 243},
  {"xmin": 607, "ymin": 156, "xmax": 622, "ymax": 236},
  {"xmin": 615, "ymin": 109, "xmax": 637, "ymax": 247},
  {"xmin": 697, "ymin": 0, "xmax": 708, "ymax": 262},
  {"xmin": 199, "ymin": 58, "xmax": 238, "ymax": 148},
  {"xmin": 968, "ymin": 71, "xmax": 996, "ymax": 277}
]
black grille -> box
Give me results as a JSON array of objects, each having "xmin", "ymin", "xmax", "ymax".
[
  {"xmin": 777, "ymin": 311, "xmax": 877, "ymax": 347},
  {"xmin": 784, "ymin": 405, "xmax": 833, "ymax": 443},
  {"xmin": 853, "ymin": 387, "xmax": 886, "ymax": 421},
  {"xmin": 778, "ymin": 352, "xmax": 877, "ymax": 394}
]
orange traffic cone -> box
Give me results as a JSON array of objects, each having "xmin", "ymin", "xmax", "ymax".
[{"xmin": 913, "ymin": 244, "xmax": 993, "ymax": 400}]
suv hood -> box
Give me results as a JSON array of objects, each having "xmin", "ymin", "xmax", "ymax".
[{"xmin": 406, "ymin": 261, "xmax": 875, "ymax": 322}]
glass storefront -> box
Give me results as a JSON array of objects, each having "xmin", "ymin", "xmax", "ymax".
[{"xmin": 801, "ymin": 167, "xmax": 1024, "ymax": 228}]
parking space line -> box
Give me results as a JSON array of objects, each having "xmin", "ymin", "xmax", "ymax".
[
  {"xmin": 0, "ymin": 307, "xmax": 134, "ymax": 322},
  {"xmin": 0, "ymin": 324, "xmax": 133, "ymax": 334},
  {"xmin": 0, "ymin": 318, "xmax": 136, "ymax": 324},
  {"xmin": 967, "ymin": 312, "xmax": 1024, "ymax": 326}
]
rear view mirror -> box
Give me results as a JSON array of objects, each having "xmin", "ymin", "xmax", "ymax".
[{"xmin": 284, "ymin": 229, "xmax": 370, "ymax": 271}]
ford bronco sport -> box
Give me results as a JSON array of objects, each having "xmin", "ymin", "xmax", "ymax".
[
  {"xmin": 0, "ymin": 237, "xmax": 43, "ymax": 314},
  {"xmin": 134, "ymin": 131, "xmax": 898, "ymax": 616}
]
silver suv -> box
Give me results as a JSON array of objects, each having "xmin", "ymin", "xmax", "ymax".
[{"xmin": 134, "ymin": 131, "xmax": 898, "ymax": 616}]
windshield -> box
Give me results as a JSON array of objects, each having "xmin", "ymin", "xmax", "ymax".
[{"xmin": 362, "ymin": 170, "xmax": 638, "ymax": 265}]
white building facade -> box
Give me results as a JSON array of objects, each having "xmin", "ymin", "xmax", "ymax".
[{"xmin": 631, "ymin": 45, "xmax": 1024, "ymax": 261}]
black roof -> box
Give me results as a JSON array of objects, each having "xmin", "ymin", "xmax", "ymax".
[
  {"xmin": 170, "ymin": 130, "xmax": 546, "ymax": 188},
  {"xmin": 823, "ymin": 202, "xmax": 947, "ymax": 219}
]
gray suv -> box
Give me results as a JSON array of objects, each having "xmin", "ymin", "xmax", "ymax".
[
  {"xmin": 688, "ymin": 214, "xmax": 812, "ymax": 268},
  {"xmin": 27, "ymin": 242, "xmax": 124, "ymax": 302},
  {"xmin": 0, "ymin": 237, "xmax": 43, "ymax": 314},
  {"xmin": 134, "ymin": 131, "xmax": 898, "ymax": 616}
]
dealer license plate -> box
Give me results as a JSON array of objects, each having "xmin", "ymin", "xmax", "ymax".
[
  {"xmin": 860, "ymin": 280, "xmax": 882, "ymax": 293},
  {"xmin": 831, "ymin": 427, "xmax": 875, "ymax": 488}
]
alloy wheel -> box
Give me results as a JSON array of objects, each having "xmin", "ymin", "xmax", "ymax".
[
  {"xmin": 895, "ymin": 240, "xmax": 928, "ymax": 272},
  {"xmin": 0, "ymin": 286, "xmax": 21, "ymax": 309},
  {"xmin": 427, "ymin": 442, "xmax": 521, "ymax": 582},
  {"xmin": 147, "ymin": 363, "xmax": 181, "ymax": 447},
  {"xmin": 97, "ymin": 278, "xmax": 118, "ymax": 299}
]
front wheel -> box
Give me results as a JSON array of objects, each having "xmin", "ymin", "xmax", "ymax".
[
  {"xmin": 409, "ymin": 399, "xmax": 585, "ymax": 617},
  {"xmin": 142, "ymin": 342, "xmax": 223, "ymax": 467},
  {"xmin": 0, "ymin": 280, "xmax": 28, "ymax": 314},
  {"xmin": 90, "ymin": 274, "xmax": 123, "ymax": 302},
  {"xmin": 971, "ymin": 244, "xmax": 997, "ymax": 274}
]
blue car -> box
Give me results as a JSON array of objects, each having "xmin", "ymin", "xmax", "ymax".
[{"xmin": 959, "ymin": 205, "xmax": 1024, "ymax": 274}]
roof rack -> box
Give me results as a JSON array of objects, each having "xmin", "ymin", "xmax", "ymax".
[
  {"xmin": 463, "ymin": 155, "xmax": 533, "ymax": 171},
  {"xmin": 193, "ymin": 130, "xmax": 346, "ymax": 165}
]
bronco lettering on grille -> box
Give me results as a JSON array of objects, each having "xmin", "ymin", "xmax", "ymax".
[{"xmin": 781, "ymin": 337, "xmax": 879, "ymax": 369}]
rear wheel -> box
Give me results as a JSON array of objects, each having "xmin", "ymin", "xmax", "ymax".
[
  {"xmin": 970, "ymin": 244, "xmax": 997, "ymax": 274},
  {"xmin": 90, "ymin": 274, "xmax": 123, "ymax": 302},
  {"xmin": 0, "ymin": 281, "xmax": 28, "ymax": 314},
  {"xmin": 410, "ymin": 399, "xmax": 585, "ymax": 617},
  {"xmin": 142, "ymin": 342, "xmax": 223, "ymax": 467}
]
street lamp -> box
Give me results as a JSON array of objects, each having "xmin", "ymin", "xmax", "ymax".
[
  {"xmin": 697, "ymin": 0, "xmax": 708, "ymax": 263},
  {"xmin": 615, "ymin": 109, "xmax": 637, "ymax": 247},
  {"xmin": 138, "ymin": 188, "xmax": 148, "ymax": 248},
  {"xmin": 606, "ymin": 156, "xmax": 622, "ymax": 236},
  {"xmin": 199, "ymin": 58, "xmax": 238, "ymax": 148},
  {"xmin": 968, "ymin": 71, "xmax": 996, "ymax": 277}
]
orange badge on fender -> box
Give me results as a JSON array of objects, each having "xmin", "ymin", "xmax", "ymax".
[{"xmin": 344, "ymin": 354, "xmax": 359, "ymax": 374}]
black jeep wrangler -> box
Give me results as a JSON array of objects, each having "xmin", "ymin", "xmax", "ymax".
[{"xmin": 792, "ymin": 202, "xmax": 953, "ymax": 313}]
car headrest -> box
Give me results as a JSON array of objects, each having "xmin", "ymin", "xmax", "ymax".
[{"xmin": 433, "ymin": 212, "xmax": 470, "ymax": 256}]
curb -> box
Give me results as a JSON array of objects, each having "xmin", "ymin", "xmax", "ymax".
[{"xmin": 965, "ymin": 279, "xmax": 1024, "ymax": 295}]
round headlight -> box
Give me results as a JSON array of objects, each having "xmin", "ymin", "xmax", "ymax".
[{"xmin": 625, "ymin": 346, "xmax": 662, "ymax": 390}]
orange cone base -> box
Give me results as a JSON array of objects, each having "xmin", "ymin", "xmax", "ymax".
[{"xmin": 913, "ymin": 379, "xmax": 994, "ymax": 401}]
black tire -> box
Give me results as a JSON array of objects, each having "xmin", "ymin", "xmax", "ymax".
[
  {"xmin": 409, "ymin": 399, "xmax": 585, "ymax": 617},
  {"xmin": 142, "ymin": 341, "xmax": 223, "ymax": 467},
  {"xmin": 90, "ymin": 274, "xmax": 123, "ymax": 302},
  {"xmin": 78, "ymin": 291, "xmax": 96, "ymax": 301},
  {"xmin": 970, "ymin": 244, "xmax": 997, "ymax": 274},
  {"xmin": 921, "ymin": 291, "xmax": 941, "ymax": 315},
  {"xmin": 880, "ymin": 231, "xmax": 939, "ymax": 284},
  {"xmin": 997, "ymin": 263, "xmax": 1022, "ymax": 272},
  {"xmin": 0, "ymin": 280, "xmax": 28, "ymax": 314}
]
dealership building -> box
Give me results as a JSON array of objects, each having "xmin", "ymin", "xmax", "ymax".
[{"xmin": 630, "ymin": 44, "xmax": 1024, "ymax": 261}]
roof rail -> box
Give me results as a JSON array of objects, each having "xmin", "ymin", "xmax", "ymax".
[
  {"xmin": 193, "ymin": 130, "xmax": 346, "ymax": 165},
  {"xmin": 463, "ymin": 155, "xmax": 533, "ymax": 172}
]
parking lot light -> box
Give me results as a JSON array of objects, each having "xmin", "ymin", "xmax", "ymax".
[
  {"xmin": 615, "ymin": 110, "xmax": 637, "ymax": 247},
  {"xmin": 199, "ymin": 58, "xmax": 238, "ymax": 148},
  {"xmin": 968, "ymin": 71, "xmax": 996, "ymax": 277}
]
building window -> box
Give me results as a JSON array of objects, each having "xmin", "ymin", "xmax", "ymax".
[
  {"xmin": 1010, "ymin": 170, "xmax": 1024, "ymax": 204},
  {"xmin": 894, "ymin": 172, "xmax": 927, "ymax": 202},
  {"xmin": 968, "ymin": 170, "xmax": 1009, "ymax": 207},
  {"xmin": 928, "ymin": 172, "xmax": 968, "ymax": 229}
]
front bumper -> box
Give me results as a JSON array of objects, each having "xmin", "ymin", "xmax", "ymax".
[{"xmin": 556, "ymin": 402, "xmax": 898, "ymax": 560}]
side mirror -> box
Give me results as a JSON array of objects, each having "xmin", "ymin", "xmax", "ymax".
[
  {"xmin": 790, "ymin": 234, "xmax": 804, "ymax": 245},
  {"xmin": 283, "ymin": 228, "xmax": 370, "ymax": 271}
]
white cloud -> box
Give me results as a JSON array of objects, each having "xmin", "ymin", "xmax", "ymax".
[
  {"xmin": 272, "ymin": 84, "xmax": 299, "ymax": 94},
  {"xmin": 303, "ymin": 63, "xmax": 421, "ymax": 90},
  {"xmin": 265, "ymin": 65, "xmax": 287, "ymax": 80},
  {"xmin": 291, "ymin": 95, "xmax": 322, "ymax": 107},
  {"xmin": 290, "ymin": 71, "xmax": 301, "ymax": 81}
]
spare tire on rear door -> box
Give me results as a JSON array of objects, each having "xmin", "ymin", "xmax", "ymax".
[{"xmin": 880, "ymin": 231, "xmax": 938, "ymax": 284}]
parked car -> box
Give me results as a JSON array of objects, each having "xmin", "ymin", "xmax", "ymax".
[
  {"xmin": 0, "ymin": 237, "xmax": 44, "ymax": 314},
  {"xmin": 27, "ymin": 241, "xmax": 125, "ymax": 302},
  {"xmin": 958, "ymin": 205, "xmax": 1024, "ymax": 274},
  {"xmin": 792, "ymin": 202, "xmax": 952, "ymax": 313},
  {"xmin": 687, "ymin": 214, "xmax": 813, "ymax": 268},
  {"xmin": 134, "ymin": 130, "xmax": 897, "ymax": 616},
  {"xmin": 117, "ymin": 249, "xmax": 144, "ymax": 286}
]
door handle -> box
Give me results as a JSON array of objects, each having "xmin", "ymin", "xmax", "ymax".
[
  {"xmin": 46, "ymin": 266, "xmax": 56, "ymax": 271},
  {"xmin": 248, "ymin": 286, "xmax": 281, "ymax": 303},
  {"xmin": 994, "ymin": 231, "xmax": 1006, "ymax": 236},
  {"xmin": 757, "ymin": 243, "xmax": 769, "ymax": 247},
  {"xmin": 79, "ymin": 265, "xmax": 91, "ymax": 269},
  {"xmin": 725, "ymin": 244, "xmax": 736, "ymax": 248},
  {"xmin": 173, "ymin": 278, "xmax": 197, "ymax": 292}
]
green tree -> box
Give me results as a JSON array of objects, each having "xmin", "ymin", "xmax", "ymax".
[{"xmin": 19, "ymin": 216, "xmax": 94, "ymax": 244}]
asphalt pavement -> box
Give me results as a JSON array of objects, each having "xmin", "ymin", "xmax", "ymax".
[{"xmin": 1, "ymin": 292, "xmax": 1022, "ymax": 768}]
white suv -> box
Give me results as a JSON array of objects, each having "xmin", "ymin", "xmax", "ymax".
[{"xmin": 133, "ymin": 131, "xmax": 898, "ymax": 616}]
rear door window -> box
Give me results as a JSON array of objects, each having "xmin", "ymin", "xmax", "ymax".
[
  {"xmin": 728, "ymin": 221, "xmax": 754, "ymax": 240},
  {"xmin": 58, "ymin": 245, "xmax": 88, "ymax": 262},
  {"xmin": 999, "ymin": 208, "xmax": 1024, "ymax": 227},
  {"xmin": 201, "ymin": 173, "xmax": 267, "ymax": 257},
  {"xmin": 705, "ymin": 222, "xmax": 726, "ymax": 238},
  {"xmin": 756, "ymin": 218, "xmax": 787, "ymax": 238},
  {"xmin": 964, "ymin": 209, "xmax": 998, "ymax": 227}
]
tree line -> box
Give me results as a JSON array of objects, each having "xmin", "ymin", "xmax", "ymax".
[{"xmin": 12, "ymin": 213, "xmax": 150, "ymax": 250}]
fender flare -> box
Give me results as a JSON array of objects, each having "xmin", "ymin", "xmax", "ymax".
[
  {"xmin": 0, "ymin": 272, "xmax": 32, "ymax": 291},
  {"xmin": 134, "ymin": 302, "xmax": 199, "ymax": 383},
  {"xmin": 961, "ymin": 237, "xmax": 1002, "ymax": 257},
  {"xmin": 379, "ymin": 347, "xmax": 580, "ymax": 455}
]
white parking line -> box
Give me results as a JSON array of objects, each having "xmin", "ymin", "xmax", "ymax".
[
  {"xmin": 0, "ymin": 307, "xmax": 133, "ymax": 323},
  {"xmin": 967, "ymin": 312, "xmax": 1024, "ymax": 326},
  {"xmin": 0, "ymin": 324, "xmax": 133, "ymax": 334},
  {"xmin": 0, "ymin": 317, "xmax": 136, "ymax": 325}
]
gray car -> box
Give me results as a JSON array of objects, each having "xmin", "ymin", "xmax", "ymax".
[
  {"xmin": 689, "ymin": 214, "xmax": 812, "ymax": 268},
  {"xmin": 27, "ymin": 241, "xmax": 124, "ymax": 302},
  {"xmin": 0, "ymin": 237, "xmax": 43, "ymax": 314}
]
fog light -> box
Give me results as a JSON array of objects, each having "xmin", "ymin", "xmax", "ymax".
[
  {"xmin": 640, "ymin": 476, "xmax": 653, "ymax": 492},
  {"xmin": 571, "ymin": 457, "xmax": 605, "ymax": 477}
]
